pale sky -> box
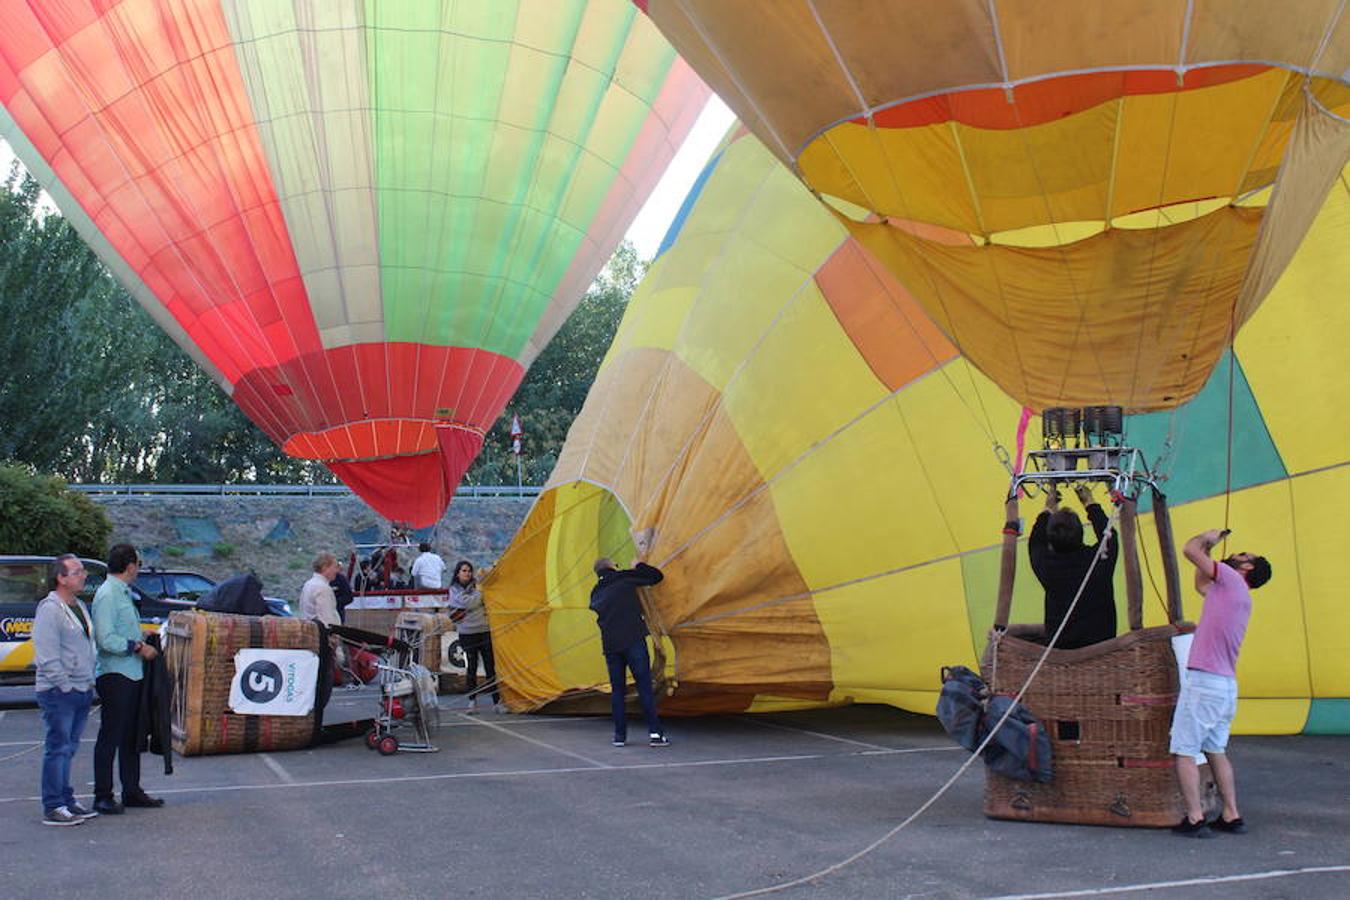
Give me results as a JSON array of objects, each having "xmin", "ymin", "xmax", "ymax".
[
  {"xmin": 623, "ymin": 94, "xmax": 735, "ymax": 259},
  {"xmin": 2, "ymin": 93, "xmax": 735, "ymax": 263}
]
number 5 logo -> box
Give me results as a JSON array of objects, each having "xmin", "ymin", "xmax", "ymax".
[{"xmin": 240, "ymin": 660, "xmax": 283, "ymax": 704}]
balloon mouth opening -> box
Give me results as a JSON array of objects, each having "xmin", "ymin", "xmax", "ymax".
[
  {"xmin": 281, "ymin": 419, "xmax": 485, "ymax": 462},
  {"xmin": 325, "ymin": 426, "xmax": 486, "ymax": 527}
]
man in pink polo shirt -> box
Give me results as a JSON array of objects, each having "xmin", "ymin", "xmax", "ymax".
[{"xmin": 1170, "ymin": 528, "xmax": 1272, "ymax": 838}]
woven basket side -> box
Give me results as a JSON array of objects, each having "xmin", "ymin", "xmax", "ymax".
[
  {"xmin": 167, "ymin": 611, "xmax": 321, "ymax": 756},
  {"xmin": 979, "ymin": 624, "xmax": 1209, "ymax": 827}
]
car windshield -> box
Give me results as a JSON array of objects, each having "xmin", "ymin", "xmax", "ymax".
[
  {"xmin": 0, "ymin": 560, "xmax": 106, "ymax": 604},
  {"xmin": 173, "ymin": 574, "xmax": 215, "ymax": 599},
  {"xmin": 134, "ymin": 573, "xmax": 167, "ymax": 597},
  {"xmin": 0, "ymin": 564, "xmax": 44, "ymax": 604}
]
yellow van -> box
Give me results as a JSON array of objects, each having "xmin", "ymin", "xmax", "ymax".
[{"xmin": 0, "ymin": 556, "xmax": 113, "ymax": 684}]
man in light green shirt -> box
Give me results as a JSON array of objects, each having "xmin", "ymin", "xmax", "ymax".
[{"xmin": 91, "ymin": 543, "xmax": 162, "ymax": 814}]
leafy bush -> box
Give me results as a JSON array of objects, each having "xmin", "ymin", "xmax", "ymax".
[
  {"xmin": 212, "ymin": 541, "xmax": 235, "ymax": 559},
  {"xmin": 163, "ymin": 545, "xmax": 185, "ymax": 558},
  {"xmin": 0, "ymin": 463, "xmax": 112, "ymax": 558}
]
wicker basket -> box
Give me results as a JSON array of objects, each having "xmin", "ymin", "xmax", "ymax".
[
  {"xmin": 981, "ymin": 623, "xmax": 1217, "ymax": 826},
  {"xmin": 166, "ymin": 610, "xmax": 323, "ymax": 756}
]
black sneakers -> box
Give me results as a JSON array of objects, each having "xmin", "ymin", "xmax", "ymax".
[
  {"xmin": 1211, "ymin": 816, "xmax": 1248, "ymax": 834},
  {"xmin": 1171, "ymin": 816, "xmax": 1214, "ymax": 838},
  {"xmin": 42, "ymin": 806, "xmax": 83, "ymax": 826}
]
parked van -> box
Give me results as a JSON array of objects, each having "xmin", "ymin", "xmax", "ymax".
[{"xmin": 0, "ymin": 555, "xmax": 198, "ymax": 684}]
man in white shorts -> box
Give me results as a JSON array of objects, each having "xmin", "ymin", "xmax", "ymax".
[{"xmin": 1170, "ymin": 527, "xmax": 1271, "ymax": 837}]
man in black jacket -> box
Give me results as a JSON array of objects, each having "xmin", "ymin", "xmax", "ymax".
[
  {"xmin": 590, "ymin": 556, "xmax": 668, "ymax": 747},
  {"xmin": 1028, "ymin": 484, "xmax": 1118, "ymax": 649},
  {"xmin": 330, "ymin": 569, "xmax": 354, "ymax": 623}
]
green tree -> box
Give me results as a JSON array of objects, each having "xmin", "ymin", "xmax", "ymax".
[
  {"xmin": 0, "ymin": 463, "xmax": 111, "ymax": 557},
  {"xmin": 0, "ymin": 164, "xmax": 328, "ymax": 484}
]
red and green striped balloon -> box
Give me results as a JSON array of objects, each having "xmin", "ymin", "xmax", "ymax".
[{"xmin": 0, "ymin": 0, "xmax": 706, "ymax": 524}]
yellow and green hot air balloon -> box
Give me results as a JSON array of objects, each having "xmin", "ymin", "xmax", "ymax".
[
  {"xmin": 0, "ymin": 0, "xmax": 708, "ymax": 525},
  {"xmin": 635, "ymin": 0, "xmax": 1350, "ymax": 413},
  {"xmin": 484, "ymin": 118, "xmax": 1350, "ymax": 736}
]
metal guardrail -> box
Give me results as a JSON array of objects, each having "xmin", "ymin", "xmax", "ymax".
[{"xmin": 69, "ymin": 483, "xmax": 541, "ymax": 499}]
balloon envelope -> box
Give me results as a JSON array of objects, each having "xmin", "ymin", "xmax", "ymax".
[
  {"xmin": 485, "ymin": 121, "xmax": 1350, "ymax": 735},
  {"xmin": 635, "ymin": 1, "xmax": 1350, "ymax": 412},
  {"xmin": 0, "ymin": 0, "xmax": 708, "ymax": 524}
]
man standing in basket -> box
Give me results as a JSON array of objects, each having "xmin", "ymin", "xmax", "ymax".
[
  {"xmin": 589, "ymin": 529, "xmax": 668, "ymax": 749},
  {"xmin": 92, "ymin": 543, "xmax": 164, "ymax": 814},
  {"xmin": 1170, "ymin": 528, "xmax": 1271, "ymax": 838},
  {"xmin": 1028, "ymin": 483, "xmax": 1118, "ymax": 648}
]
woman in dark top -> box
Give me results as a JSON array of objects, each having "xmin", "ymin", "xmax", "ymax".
[{"xmin": 448, "ymin": 561, "xmax": 498, "ymax": 707}]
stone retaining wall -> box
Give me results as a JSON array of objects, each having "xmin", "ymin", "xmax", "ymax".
[{"xmin": 91, "ymin": 494, "xmax": 533, "ymax": 604}]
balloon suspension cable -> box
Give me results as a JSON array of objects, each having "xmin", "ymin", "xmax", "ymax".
[
  {"xmin": 1221, "ymin": 311, "xmax": 1239, "ymax": 552},
  {"xmin": 710, "ymin": 508, "xmax": 1121, "ymax": 900}
]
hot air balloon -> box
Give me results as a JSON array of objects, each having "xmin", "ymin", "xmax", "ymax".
[
  {"xmin": 635, "ymin": 1, "xmax": 1350, "ymax": 413},
  {"xmin": 483, "ymin": 121, "xmax": 1350, "ymax": 737},
  {"xmin": 0, "ymin": 0, "xmax": 708, "ymax": 525}
]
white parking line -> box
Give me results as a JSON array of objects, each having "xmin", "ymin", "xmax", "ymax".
[
  {"xmin": 436, "ymin": 714, "xmax": 589, "ymax": 727},
  {"xmin": 984, "ymin": 864, "xmax": 1350, "ymax": 898},
  {"xmin": 0, "ymin": 745, "xmax": 932, "ymax": 804},
  {"xmin": 743, "ymin": 716, "xmax": 896, "ymax": 751},
  {"xmin": 259, "ymin": 753, "xmax": 295, "ymax": 784},
  {"xmin": 453, "ymin": 712, "xmax": 611, "ymax": 768}
]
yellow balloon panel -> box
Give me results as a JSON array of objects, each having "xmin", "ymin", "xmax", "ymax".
[
  {"xmin": 801, "ymin": 123, "xmax": 975, "ymax": 231},
  {"xmin": 771, "ymin": 397, "xmax": 960, "ymax": 589},
  {"xmin": 1289, "ymin": 470, "xmax": 1350, "ymax": 698},
  {"xmin": 815, "ymin": 560, "xmax": 978, "ymax": 705},
  {"xmin": 604, "ymin": 278, "xmax": 699, "ymax": 363},
  {"xmin": 721, "ymin": 282, "xmax": 889, "ymax": 479},
  {"xmin": 1231, "ymin": 699, "xmax": 1311, "ymax": 736},
  {"xmin": 659, "ymin": 147, "xmax": 846, "ymax": 391},
  {"xmin": 890, "ymin": 365, "xmax": 1028, "ymax": 548},
  {"xmin": 1110, "ymin": 68, "xmax": 1293, "ymax": 218},
  {"xmin": 532, "ymin": 482, "xmax": 637, "ymax": 692},
  {"xmin": 1237, "ymin": 169, "xmax": 1350, "ymax": 475}
]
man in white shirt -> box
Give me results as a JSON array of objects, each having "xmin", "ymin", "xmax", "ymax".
[
  {"xmin": 410, "ymin": 542, "xmax": 446, "ymax": 589},
  {"xmin": 298, "ymin": 552, "xmax": 341, "ymax": 627}
]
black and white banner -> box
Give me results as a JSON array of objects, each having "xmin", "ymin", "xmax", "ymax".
[{"xmin": 228, "ymin": 648, "xmax": 319, "ymax": 716}]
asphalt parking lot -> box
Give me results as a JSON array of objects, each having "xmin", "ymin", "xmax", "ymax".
[{"xmin": 0, "ymin": 697, "xmax": 1346, "ymax": 899}]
